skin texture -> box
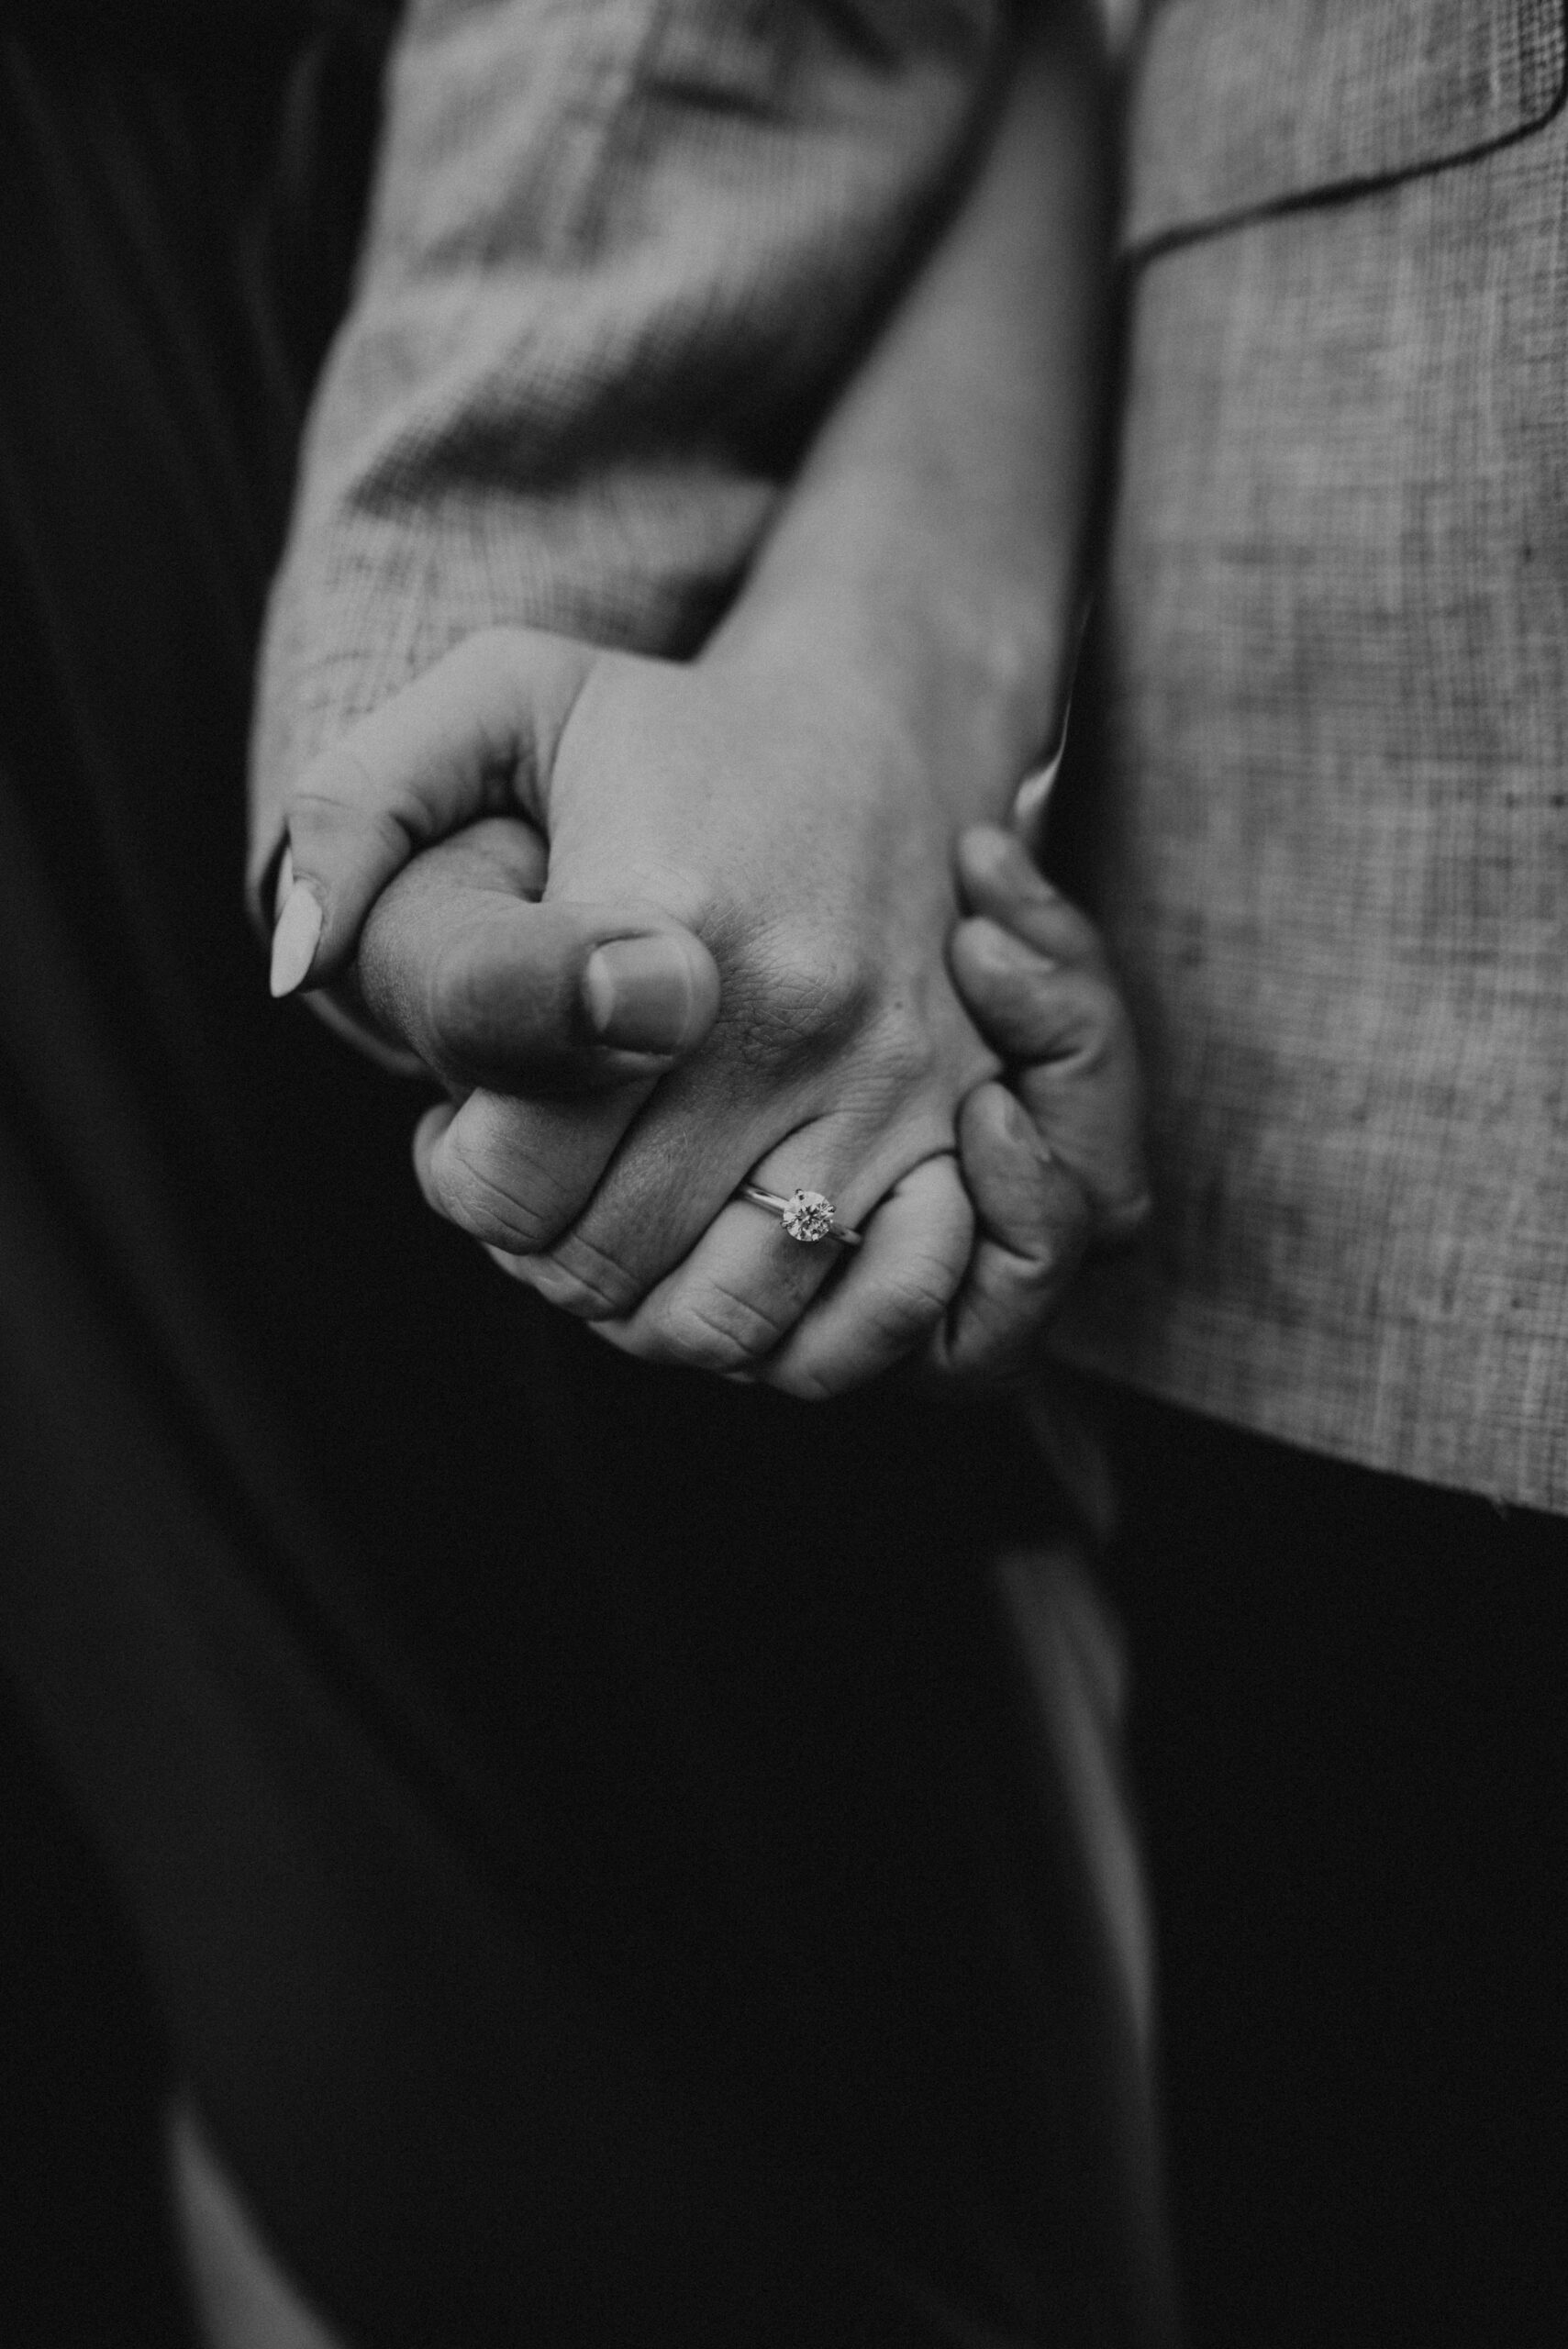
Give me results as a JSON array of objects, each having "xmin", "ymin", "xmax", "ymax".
[
  {"xmin": 281, "ymin": 629, "xmax": 1147, "ymax": 1394},
  {"xmin": 271, "ymin": 6, "xmax": 1140, "ymax": 1396}
]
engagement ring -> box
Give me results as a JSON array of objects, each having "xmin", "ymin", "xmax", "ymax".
[{"xmin": 735, "ymin": 1185, "xmax": 862, "ymax": 1249}]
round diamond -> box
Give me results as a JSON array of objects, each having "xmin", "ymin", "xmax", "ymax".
[{"xmin": 781, "ymin": 1188, "xmax": 835, "ymax": 1243}]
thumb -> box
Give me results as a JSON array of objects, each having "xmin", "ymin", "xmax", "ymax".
[
  {"xmin": 268, "ymin": 629, "xmax": 595, "ymax": 997},
  {"xmin": 350, "ymin": 821, "xmax": 719, "ymax": 1089}
]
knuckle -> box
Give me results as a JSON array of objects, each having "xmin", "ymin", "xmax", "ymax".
[
  {"xmin": 1010, "ymin": 975, "xmax": 1114, "ymax": 1080},
  {"xmin": 536, "ymin": 1230, "xmax": 642, "ymax": 1320},
  {"xmin": 431, "ymin": 1129, "xmax": 558, "ymax": 1254},
  {"xmin": 1084, "ymin": 982, "xmax": 1131, "ymax": 1066},
  {"xmin": 1032, "ymin": 896, "xmax": 1102, "ymax": 962},
  {"xmin": 651, "ymin": 1281, "xmax": 795, "ymax": 1375},
  {"xmin": 864, "ymin": 1003, "xmax": 939, "ymax": 1097},
  {"xmin": 290, "ymin": 741, "xmax": 409, "ymax": 840},
  {"xmin": 774, "ymin": 1264, "xmax": 956, "ymax": 1405},
  {"xmin": 870, "ymin": 1260, "xmax": 958, "ymax": 1350},
  {"xmin": 1066, "ymin": 973, "xmax": 1138, "ymax": 1069},
  {"xmin": 723, "ymin": 938, "xmax": 872, "ymax": 1072},
  {"xmin": 286, "ymin": 785, "xmax": 416, "ymax": 902},
  {"xmin": 1014, "ymin": 1234, "xmax": 1075, "ymax": 1290}
]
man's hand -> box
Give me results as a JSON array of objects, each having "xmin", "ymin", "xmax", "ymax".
[
  {"xmin": 343, "ymin": 817, "xmax": 719, "ymax": 1091},
  {"xmin": 257, "ymin": 0, "xmax": 1118, "ymax": 1397},
  {"xmin": 274, "ymin": 627, "xmax": 1001, "ymax": 1397},
  {"xmin": 272, "ymin": 640, "xmax": 1148, "ymax": 1394},
  {"xmin": 929, "ymin": 824, "xmax": 1149, "ymax": 1385},
  {"xmin": 270, "ymin": 633, "xmax": 720, "ymax": 1091}
]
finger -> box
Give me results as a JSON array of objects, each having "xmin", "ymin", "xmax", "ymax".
[
  {"xmin": 589, "ymin": 1152, "xmax": 970, "ymax": 1394},
  {"xmin": 928, "ymin": 1080, "xmax": 1094, "ymax": 1384},
  {"xmin": 412, "ymin": 1082, "xmax": 650, "ymax": 1258},
  {"xmin": 757, "ymin": 1153, "xmax": 973, "ymax": 1398},
  {"xmin": 956, "ymin": 822, "xmax": 1110, "ymax": 968},
  {"xmin": 355, "ymin": 822, "xmax": 719, "ymax": 1088},
  {"xmin": 562, "ymin": 1080, "xmax": 936, "ymax": 1359},
  {"xmin": 270, "ymin": 628, "xmax": 595, "ymax": 995},
  {"xmin": 949, "ymin": 914, "xmax": 1151, "ymax": 1239},
  {"xmin": 589, "ymin": 1150, "xmax": 874, "ymax": 1375},
  {"xmin": 526, "ymin": 1026, "xmax": 960, "ymax": 1334},
  {"xmin": 527, "ymin": 1099, "xmax": 868, "ymax": 1334},
  {"xmin": 584, "ymin": 1196, "xmax": 839, "ymax": 1374}
]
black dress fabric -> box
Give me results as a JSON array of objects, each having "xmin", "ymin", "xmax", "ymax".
[
  {"xmin": 1107, "ymin": 1394, "xmax": 1568, "ymax": 2349},
  {"xmin": 0, "ymin": 14, "xmax": 1139, "ymax": 2344}
]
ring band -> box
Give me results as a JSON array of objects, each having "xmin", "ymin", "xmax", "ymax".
[{"xmin": 735, "ymin": 1184, "xmax": 862, "ymax": 1249}]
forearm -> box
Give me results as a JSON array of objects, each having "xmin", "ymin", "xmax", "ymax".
[
  {"xmin": 709, "ymin": 1, "xmax": 1114, "ymax": 819},
  {"xmin": 261, "ymin": 0, "xmax": 1111, "ymax": 1083},
  {"xmin": 250, "ymin": 0, "xmax": 1018, "ymax": 909}
]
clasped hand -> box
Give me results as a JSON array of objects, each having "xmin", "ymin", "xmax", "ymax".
[{"xmin": 272, "ymin": 628, "xmax": 1147, "ymax": 1394}]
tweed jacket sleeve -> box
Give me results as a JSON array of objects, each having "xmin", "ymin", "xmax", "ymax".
[
  {"xmin": 249, "ymin": 0, "xmax": 1016, "ymax": 904},
  {"xmin": 1050, "ymin": 0, "xmax": 1568, "ymax": 1512}
]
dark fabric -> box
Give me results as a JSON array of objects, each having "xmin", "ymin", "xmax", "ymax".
[
  {"xmin": 0, "ymin": 1687, "xmax": 199, "ymax": 2344},
  {"xmin": 0, "ymin": 20, "xmax": 1136, "ymax": 2345},
  {"xmin": 1106, "ymin": 1391, "xmax": 1568, "ymax": 2349}
]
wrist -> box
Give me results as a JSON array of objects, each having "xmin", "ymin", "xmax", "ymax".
[{"xmin": 705, "ymin": 527, "xmax": 1069, "ymax": 831}]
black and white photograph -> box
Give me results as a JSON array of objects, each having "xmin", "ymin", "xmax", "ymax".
[{"xmin": 2, "ymin": 3, "xmax": 1564, "ymax": 2343}]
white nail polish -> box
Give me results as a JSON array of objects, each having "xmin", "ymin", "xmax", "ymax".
[{"xmin": 269, "ymin": 881, "xmax": 323, "ymax": 997}]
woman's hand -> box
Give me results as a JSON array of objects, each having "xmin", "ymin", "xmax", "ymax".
[
  {"xmin": 276, "ymin": 625, "xmax": 1003, "ymax": 1396},
  {"xmin": 260, "ymin": 0, "xmax": 1118, "ymax": 1395},
  {"xmin": 274, "ymin": 631, "xmax": 1149, "ymax": 1397}
]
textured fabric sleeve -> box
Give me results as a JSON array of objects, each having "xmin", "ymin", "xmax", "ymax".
[{"xmin": 249, "ymin": 0, "xmax": 1014, "ymax": 905}]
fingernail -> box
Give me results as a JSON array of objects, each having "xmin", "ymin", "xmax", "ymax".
[
  {"xmin": 270, "ymin": 880, "xmax": 324, "ymax": 997},
  {"xmin": 581, "ymin": 935, "xmax": 702, "ymax": 1052}
]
